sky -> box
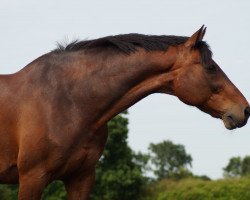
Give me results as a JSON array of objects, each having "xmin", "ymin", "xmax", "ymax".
[{"xmin": 0, "ymin": 0, "xmax": 249, "ymax": 179}]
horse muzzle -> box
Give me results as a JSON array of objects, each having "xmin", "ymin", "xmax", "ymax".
[{"xmin": 222, "ymin": 105, "xmax": 250, "ymax": 130}]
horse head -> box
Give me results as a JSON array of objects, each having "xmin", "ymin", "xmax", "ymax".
[{"xmin": 172, "ymin": 26, "xmax": 249, "ymax": 130}]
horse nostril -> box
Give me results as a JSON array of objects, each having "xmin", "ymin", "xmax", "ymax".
[{"xmin": 244, "ymin": 106, "xmax": 250, "ymax": 118}]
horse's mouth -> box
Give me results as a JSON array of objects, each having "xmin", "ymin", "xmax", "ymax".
[
  {"xmin": 222, "ymin": 116, "xmax": 237, "ymax": 130},
  {"xmin": 222, "ymin": 115, "xmax": 248, "ymax": 130}
]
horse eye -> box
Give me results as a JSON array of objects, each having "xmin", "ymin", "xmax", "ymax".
[
  {"xmin": 211, "ymin": 86, "xmax": 221, "ymax": 93},
  {"xmin": 206, "ymin": 65, "xmax": 217, "ymax": 73}
]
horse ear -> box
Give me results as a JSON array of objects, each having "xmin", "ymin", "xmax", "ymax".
[{"xmin": 184, "ymin": 25, "xmax": 206, "ymax": 48}]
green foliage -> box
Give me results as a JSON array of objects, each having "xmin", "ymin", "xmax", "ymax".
[
  {"xmin": 0, "ymin": 184, "xmax": 18, "ymax": 200},
  {"xmin": 192, "ymin": 174, "xmax": 211, "ymax": 181},
  {"xmin": 133, "ymin": 151, "xmax": 151, "ymax": 175},
  {"xmin": 223, "ymin": 155, "xmax": 250, "ymax": 178},
  {"xmin": 91, "ymin": 112, "xmax": 145, "ymax": 200},
  {"xmin": 223, "ymin": 156, "xmax": 242, "ymax": 178},
  {"xmin": 41, "ymin": 181, "xmax": 66, "ymax": 200},
  {"xmin": 148, "ymin": 140, "xmax": 192, "ymax": 180},
  {"xmin": 0, "ymin": 181, "xmax": 67, "ymax": 200},
  {"xmin": 139, "ymin": 177, "xmax": 250, "ymax": 200},
  {"xmin": 242, "ymin": 156, "xmax": 250, "ymax": 176}
]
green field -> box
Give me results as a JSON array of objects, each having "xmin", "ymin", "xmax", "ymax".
[{"xmin": 139, "ymin": 177, "xmax": 250, "ymax": 200}]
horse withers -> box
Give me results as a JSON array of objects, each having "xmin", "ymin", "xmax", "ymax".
[{"xmin": 0, "ymin": 26, "xmax": 249, "ymax": 199}]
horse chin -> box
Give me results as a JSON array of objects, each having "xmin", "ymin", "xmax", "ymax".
[
  {"xmin": 221, "ymin": 115, "xmax": 234, "ymax": 130},
  {"xmin": 222, "ymin": 120, "xmax": 236, "ymax": 130}
]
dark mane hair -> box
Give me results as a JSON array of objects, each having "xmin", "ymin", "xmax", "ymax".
[{"xmin": 53, "ymin": 33, "xmax": 212, "ymax": 62}]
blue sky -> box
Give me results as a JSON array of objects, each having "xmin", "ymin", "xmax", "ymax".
[{"xmin": 0, "ymin": 0, "xmax": 249, "ymax": 179}]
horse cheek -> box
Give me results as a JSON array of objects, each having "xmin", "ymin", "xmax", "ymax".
[{"xmin": 175, "ymin": 72, "xmax": 209, "ymax": 106}]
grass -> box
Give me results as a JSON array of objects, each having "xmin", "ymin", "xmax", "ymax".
[{"xmin": 139, "ymin": 176, "xmax": 250, "ymax": 200}]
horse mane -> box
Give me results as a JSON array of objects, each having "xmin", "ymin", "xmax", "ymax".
[{"xmin": 53, "ymin": 33, "xmax": 212, "ymax": 63}]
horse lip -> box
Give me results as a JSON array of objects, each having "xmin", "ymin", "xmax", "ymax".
[
  {"xmin": 222, "ymin": 115, "xmax": 237, "ymax": 130},
  {"xmin": 222, "ymin": 114, "xmax": 248, "ymax": 130}
]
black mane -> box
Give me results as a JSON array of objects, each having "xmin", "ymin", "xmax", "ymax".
[
  {"xmin": 53, "ymin": 33, "xmax": 212, "ymax": 62},
  {"xmin": 54, "ymin": 34, "xmax": 190, "ymax": 54}
]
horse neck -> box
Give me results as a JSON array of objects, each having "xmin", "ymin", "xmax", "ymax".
[{"xmin": 84, "ymin": 48, "xmax": 177, "ymax": 130}]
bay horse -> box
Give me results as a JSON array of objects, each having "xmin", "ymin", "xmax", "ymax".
[{"xmin": 0, "ymin": 26, "xmax": 249, "ymax": 199}]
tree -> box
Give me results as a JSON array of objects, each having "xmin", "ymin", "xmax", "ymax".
[
  {"xmin": 0, "ymin": 185, "xmax": 18, "ymax": 200},
  {"xmin": 223, "ymin": 156, "xmax": 250, "ymax": 178},
  {"xmin": 41, "ymin": 181, "xmax": 66, "ymax": 200},
  {"xmin": 242, "ymin": 156, "xmax": 250, "ymax": 176},
  {"xmin": 133, "ymin": 151, "xmax": 150, "ymax": 176},
  {"xmin": 223, "ymin": 156, "xmax": 242, "ymax": 178},
  {"xmin": 91, "ymin": 112, "xmax": 145, "ymax": 200},
  {"xmin": 148, "ymin": 140, "xmax": 192, "ymax": 180}
]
